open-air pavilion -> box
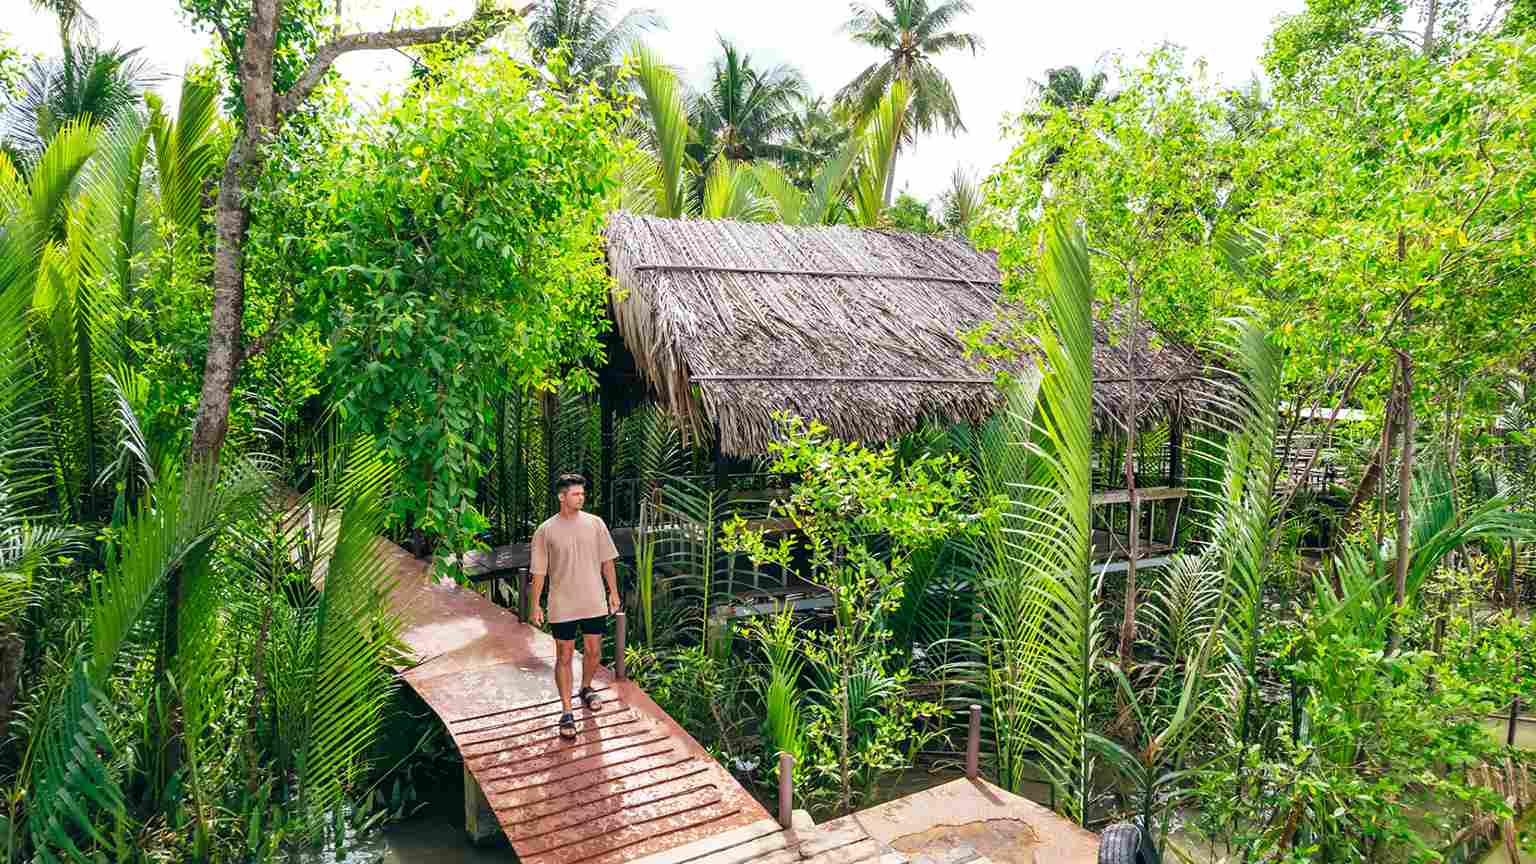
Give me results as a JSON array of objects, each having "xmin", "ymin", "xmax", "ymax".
[{"xmin": 462, "ymin": 213, "xmax": 1215, "ymax": 615}]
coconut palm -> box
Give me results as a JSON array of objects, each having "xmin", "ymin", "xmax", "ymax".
[
  {"xmin": 836, "ymin": 0, "xmax": 982, "ymax": 205},
  {"xmin": 1035, "ymin": 64, "xmax": 1109, "ymax": 112},
  {"xmin": 29, "ymin": 0, "xmax": 95, "ymax": 51},
  {"xmin": 937, "ymin": 164, "xmax": 982, "ymax": 236},
  {"xmin": 779, "ymin": 94, "xmax": 850, "ymax": 191},
  {"xmin": 626, "ymin": 43, "xmax": 695, "ymax": 218},
  {"xmin": 526, "ymin": 0, "xmax": 663, "ymax": 91},
  {"xmin": 690, "ymin": 36, "xmax": 806, "ymax": 170},
  {"xmin": 1, "ymin": 45, "xmax": 155, "ymax": 169}
]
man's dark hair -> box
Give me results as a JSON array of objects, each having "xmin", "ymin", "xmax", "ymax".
[{"xmin": 555, "ymin": 473, "xmax": 586, "ymax": 494}]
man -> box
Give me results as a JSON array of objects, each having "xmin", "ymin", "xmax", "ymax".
[{"xmin": 529, "ymin": 473, "xmax": 621, "ymax": 740}]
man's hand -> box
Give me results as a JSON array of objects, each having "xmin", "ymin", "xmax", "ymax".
[
  {"xmin": 608, "ymin": 589, "xmax": 622, "ymax": 615},
  {"xmin": 530, "ymin": 605, "xmax": 544, "ymax": 626}
]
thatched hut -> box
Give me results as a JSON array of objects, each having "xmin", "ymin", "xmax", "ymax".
[
  {"xmin": 602, "ymin": 212, "xmax": 1205, "ymax": 458},
  {"xmin": 462, "ymin": 214, "xmax": 1211, "ymax": 594}
]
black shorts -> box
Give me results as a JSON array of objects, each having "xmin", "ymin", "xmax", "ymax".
[{"xmin": 550, "ymin": 615, "xmax": 606, "ymax": 641}]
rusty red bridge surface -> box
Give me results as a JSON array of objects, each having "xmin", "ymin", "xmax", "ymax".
[{"xmin": 375, "ymin": 538, "xmax": 770, "ymax": 864}]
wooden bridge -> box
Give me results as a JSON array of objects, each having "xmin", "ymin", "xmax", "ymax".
[
  {"xmin": 374, "ymin": 537, "xmax": 776, "ymax": 864},
  {"xmin": 365, "ymin": 534, "xmax": 1098, "ymax": 864}
]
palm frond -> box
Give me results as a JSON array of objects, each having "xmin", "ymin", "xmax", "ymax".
[
  {"xmin": 750, "ymin": 161, "xmax": 806, "ymax": 224},
  {"xmin": 1141, "ymin": 551, "xmax": 1221, "ymax": 663},
  {"xmin": 851, "ymin": 81, "xmax": 907, "ymax": 226},
  {"xmin": 954, "ymin": 217, "xmax": 1096, "ymax": 819},
  {"xmin": 29, "ymin": 459, "xmax": 268, "ymax": 855},
  {"xmin": 628, "ymin": 44, "xmax": 693, "ymax": 218},
  {"xmin": 1185, "ymin": 316, "xmax": 1283, "ymax": 745},
  {"xmin": 701, "ymin": 158, "xmax": 769, "ymax": 221},
  {"xmin": 293, "ymin": 437, "xmax": 401, "ymax": 835},
  {"xmin": 27, "ymin": 659, "xmax": 129, "ymax": 861},
  {"xmin": 651, "ymin": 476, "xmax": 737, "ymax": 649},
  {"xmin": 939, "ymin": 164, "xmax": 982, "ymax": 236},
  {"xmin": 147, "ymin": 75, "xmax": 223, "ymax": 235}
]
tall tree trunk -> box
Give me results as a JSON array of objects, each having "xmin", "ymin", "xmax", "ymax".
[
  {"xmin": 1118, "ymin": 291, "xmax": 1141, "ymax": 671},
  {"xmin": 883, "ymin": 143, "xmax": 898, "ymax": 207},
  {"xmin": 188, "ymin": 149, "xmax": 255, "ymax": 464},
  {"xmin": 1389, "ymin": 351, "xmax": 1415, "ymax": 655},
  {"xmin": 0, "ymin": 624, "xmax": 23, "ymax": 744},
  {"xmin": 1341, "ymin": 378, "xmax": 1404, "ymax": 534},
  {"xmin": 1422, "ymin": 0, "xmax": 1441, "ymax": 56}
]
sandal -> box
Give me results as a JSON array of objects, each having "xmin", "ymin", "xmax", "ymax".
[
  {"xmin": 579, "ymin": 686, "xmax": 602, "ymax": 711},
  {"xmin": 558, "ymin": 712, "xmax": 577, "ymax": 740}
]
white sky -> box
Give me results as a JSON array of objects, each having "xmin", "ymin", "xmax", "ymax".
[{"xmin": 7, "ymin": 0, "xmax": 1303, "ymax": 201}]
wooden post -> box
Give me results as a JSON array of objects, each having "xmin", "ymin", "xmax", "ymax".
[
  {"xmin": 710, "ymin": 423, "xmax": 727, "ymax": 494},
  {"xmin": 513, "ymin": 389, "xmax": 527, "ymax": 540},
  {"xmin": 1164, "ymin": 409, "xmax": 1185, "ymax": 546},
  {"xmin": 520, "ymin": 569, "xmax": 532, "ymax": 622},
  {"xmin": 544, "ymin": 390, "xmax": 557, "ymax": 520},
  {"xmin": 600, "ymin": 384, "xmax": 614, "ymax": 523},
  {"xmin": 778, "ymin": 752, "xmax": 794, "ymax": 828},
  {"xmin": 966, "ymin": 704, "xmax": 981, "ymax": 780},
  {"xmin": 615, "ymin": 612, "xmax": 627, "ymax": 681},
  {"xmin": 463, "ymin": 763, "xmax": 497, "ymax": 845},
  {"xmin": 1509, "ymin": 696, "xmax": 1520, "ymax": 748},
  {"xmin": 494, "ymin": 389, "xmax": 508, "ymax": 545}
]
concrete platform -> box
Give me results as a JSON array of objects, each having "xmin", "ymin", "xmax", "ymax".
[{"xmin": 826, "ymin": 779, "xmax": 1098, "ymax": 864}]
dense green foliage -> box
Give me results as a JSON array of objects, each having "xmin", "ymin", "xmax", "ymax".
[
  {"xmin": 723, "ymin": 413, "xmax": 980, "ymax": 813},
  {"xmin": 4, "ymin": 0, "xmax": 1536, "ymax": 861},
  {"xmin": 268, "ymin": 53, "xmax": 627, "ymax": 556}
]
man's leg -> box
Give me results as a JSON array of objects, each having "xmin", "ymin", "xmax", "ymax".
[
  {"xmin": 555, "ymin": 638, "xmax": 575, "ymax": 715},
  {"xmin": 580, "ymin": 630, "xmax": 602, "ymax": 693}
]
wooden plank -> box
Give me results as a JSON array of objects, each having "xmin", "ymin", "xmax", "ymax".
[
  {"xmin": 795, "ymin": 829, "xmax": 869, "ymax": 858},
  {"xmin": 747, "ymin": 850, "xmax": 802, "ymax": 864},
  {"xmin": 719, "ymin": 596, "xmax": 836, "ymax": 619},
  {"xmin": 1090, "ymin": 486, "xmax": 1187, "ymax": 506},
  {"xmin": 679, "ymin": 830, "xmax": 791, "ymax": 864},
  {"xmin": 801, "ymin": 838, "xmax": 883, "ymax": 864},
  {"xmin": 595, "ymin": 817, "xmax": 784, "ymax": 864},
  {"xmin": 1092, "ymin": 556, "xmax": 1175, "ymax": 576}
]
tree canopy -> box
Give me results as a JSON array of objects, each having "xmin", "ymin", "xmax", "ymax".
[{"xmin": 261, "ymin": 52, "xmax": 629, "ymax": 550}]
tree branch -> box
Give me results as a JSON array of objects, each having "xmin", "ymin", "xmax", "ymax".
[
  {"xmin": 241, "ymin": 314, "xmax": 289, "ymax": 365},
  {"xmin": 211, "ymin": 17, "xmax": 239, "ymax": 65},
  {"xmin": 277, "ymin": 3, "xmax": 536, "ymax": 119}
]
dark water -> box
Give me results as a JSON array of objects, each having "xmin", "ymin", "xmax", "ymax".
[{"xmin": 292, "ymin": 805, "xmax": 512, "ymax": 864}]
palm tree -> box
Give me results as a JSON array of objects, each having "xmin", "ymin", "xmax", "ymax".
[
  {"xmin": 622, "ymin": 44, "xmax": 875, "ymax": 227},
  {"xmin": 0, "ymin": 45, "xmax": 155, "ymax": 168},
  {"xmin": 779, "ymin": 94, "xmax": 850, "ymax": 191},
  {"xmin": 28, "ymin": 0, "xmax": 96, "ymax": 55},
  {"xmin": 836, "ymin": 0, "xmax": 982, "ymax": 205},
  {"xmin": 937, "ymin": 164, "xmax": 983, "ymax": 236},
  {"xmin": 1034, "ymin": 64, "xmax": 1109, "ymax": 112},
  {"xmin": 626, "ymin": 44, "xmax": 695, "ymax": 218},
  {"xmin": 526, "ymin": 0, "xmax": 663, "ymax": 91},
  {"xmin": 690, "ymin": 36, "xmax": 806, "ymax": 170}
]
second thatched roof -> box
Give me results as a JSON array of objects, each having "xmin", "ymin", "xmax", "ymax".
[{"xmin": 605, "ymin": 212, "xmax": 1205, "ymax": 457}]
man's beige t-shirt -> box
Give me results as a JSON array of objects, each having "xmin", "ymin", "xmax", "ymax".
[{"xmin": 530, "ymin": 511, "xmax": 619, "ymax": 623}]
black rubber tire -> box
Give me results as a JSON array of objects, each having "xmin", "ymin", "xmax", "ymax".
[{"xmin": 1098, "ymin": 822, "xmax": 1143, "ymax": 864}]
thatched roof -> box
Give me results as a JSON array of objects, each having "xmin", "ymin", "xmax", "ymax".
[{"xmin": 605, "ymin": 212, "xmax": 1205, "ymax": 457}]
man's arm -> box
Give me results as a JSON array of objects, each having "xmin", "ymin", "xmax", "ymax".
[
  {"xmin": 601, "ymin": 559, "xmax": 620, "ymax": 613},
  {"xmin": 529, "ymin": 571, "xmax": 546, "ymax": 625}
]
